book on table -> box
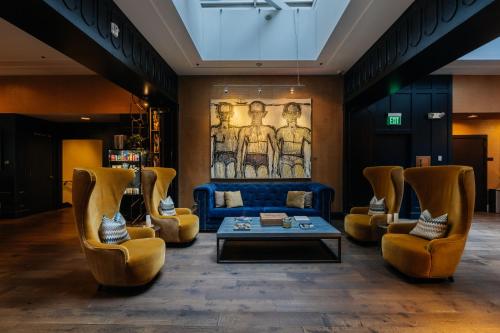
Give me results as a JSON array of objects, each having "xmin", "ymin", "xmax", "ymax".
[{"xmin": 260, "ymin": 212, "xmax": 287, "ymax": 226}]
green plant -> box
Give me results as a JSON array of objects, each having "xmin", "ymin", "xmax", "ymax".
[{"xmin": 126, "ymin": 134, "xmax": 145, "ymax": 148}]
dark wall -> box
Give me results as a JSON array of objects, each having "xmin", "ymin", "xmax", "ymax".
[
  {"xmin": 0, "ymin": 114, "xmax": 59, "ymax": 217},
  {"xmin": 345, "ymin": 75, "xmax": 452, "ymax": 218}
]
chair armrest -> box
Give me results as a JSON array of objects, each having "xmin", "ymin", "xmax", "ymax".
[
  {"xmin": 426, "ymin": 235, "xmax": 465, "ymax": 253},
  {"xmin": 85, "ymin": 239, "xmax": 129, "ymax": 263},
  {"xmin": 175, "ymin": 208, "xmax": 192, "ymax": 215},
  {"xmin": 350, "ymin": 206, "xmax": 369, "ymax": 214},
  {"xmin": 127, "ymin": 226, "xmax": 155, "ymax": 239},
  {"xmin": 387, "ymin": 222, "xmax": 417, "ymax": 234},
  {"xmin": 369, "ymin": 214, "xmax": 388, "ymax": 226}
]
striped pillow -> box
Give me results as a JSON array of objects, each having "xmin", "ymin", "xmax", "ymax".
[
  {"xmin": 159, "ymin": 196, "xmax": 176, "ymax": 216},
  {"xmin": 410, "ymin": 210, "xmax": 448, "ymax": 240},
  {"xmin": 368, "ymin": 196, "xmax": 386, "ymax": 215},
  {"xmin": 99, "ymin": 212, "xmax": 130, "ymax": 244}
]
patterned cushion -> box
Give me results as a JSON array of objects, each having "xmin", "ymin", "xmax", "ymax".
[
  {"xmin": 304, "ymin": 192, "xmax": 313, "ymax": 208},
  {"xmin": 368, "ymin": 196, "xmax": 386, "ymax": 215},
  {"xmin": 410, "ymin": 210, "xmax": 448, "ymax": 240},
  {"xmin": 225, "ymin": 191, "xmax": 243, "ymax": 208},
  {"xmin": 215, "ymin": 191, "xmax": 225, "ymax": 208},
  {"xmin": 99, "ymin": 212, "xmax": 130, "ymax": 244},
  {"xmin": 286, "ymin": 191, "xmax": 305, "ymax": 209},
  {"xmin": 159, "ymin": 196, "xmax": 176, "ymax": 216}
]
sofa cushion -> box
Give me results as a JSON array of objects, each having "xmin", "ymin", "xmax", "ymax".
[
  {"xmin": 225, "ymin": 191, "xmax": 243, "ymax": 208},
  {"xmin": 286, "ymin": 191, "xmax": 305, "ymax": 208},
  {"xmin": 211, "ymin": 183, "xmax": 321, "ymax": 207}
]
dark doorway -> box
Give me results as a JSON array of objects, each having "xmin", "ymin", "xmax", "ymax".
[
  {"xmin": 452, "ymin": 135, "xmax": 487, "ymax": 211},
  {"xmin": 26, "ymin": 132, "xmax": 55, "ymax": 213}
]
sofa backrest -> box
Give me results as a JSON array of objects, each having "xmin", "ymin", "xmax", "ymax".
[{"xmin": 212, "ymin": 182, "xmax": 323, "ymax": 207}]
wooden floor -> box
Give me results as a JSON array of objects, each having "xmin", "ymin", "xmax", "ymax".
[{"xmin": 0, "ymin": 209, "xmax": 499, "ymax": 332}]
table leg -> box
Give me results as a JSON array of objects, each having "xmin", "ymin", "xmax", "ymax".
[
  {"xmin": 216, "ymin": 238, "xmax": 220, "ymax": 263},
  {"xmin": 338, "ymin": 237, "xmax": 342, "ymax": 263}
]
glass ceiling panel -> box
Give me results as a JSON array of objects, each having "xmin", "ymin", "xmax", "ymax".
[{"xmin": 200, "ymin": 0, "xmax": 315, "ymax": 9}]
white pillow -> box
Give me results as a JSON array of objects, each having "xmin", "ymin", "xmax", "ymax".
[
  {"xmin": 215, "ymin": 191, "xmax": 225, "ymax": 208},
  {"xmin": 159, "ymin": 196, "xmax": 176, "ymax": 216},
  {"xmin": 410, "ymin": 210, "xmax": 448, "ymax": 240},
  {"xmin": 368, "ymin": 196, "xmax": 386, "ymax": 215}
]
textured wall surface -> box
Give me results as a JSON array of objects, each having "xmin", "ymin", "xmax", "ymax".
[{"xmin": 178, "ymin": 75, "xmax": 343, "ymax": 211}]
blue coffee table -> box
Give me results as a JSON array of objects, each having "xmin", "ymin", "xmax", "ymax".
[{"xmin": 216, "ymin": 216, "xmax": 341, "ymax": 263}]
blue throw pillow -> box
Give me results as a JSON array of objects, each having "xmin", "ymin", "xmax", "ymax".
[{"xmin": 99, "ymin": 212, "xmax": 131, "ymax": 244}]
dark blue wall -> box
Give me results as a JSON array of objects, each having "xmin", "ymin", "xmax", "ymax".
[{"xmin": 345, "ymin": 75, "xmax": 452, "ymax": 218}]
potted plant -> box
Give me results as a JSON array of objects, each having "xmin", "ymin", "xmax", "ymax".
[{"xmin": 126, "ymin": 134, "xmax": 145, "ymax": 149}]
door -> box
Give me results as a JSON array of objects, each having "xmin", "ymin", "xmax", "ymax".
[
  {"xmin": 373, "ymin": 133, "xmax": 412, "ymax": 217},
  {"xmin": 452, "ymin": 135, "xmax": 487, "ymax": 211},
  {"xmin": 62, "ymin": 140, "xmax": 103, "ymax": 205},
  {"xmin": 26, "ymin": 132, "xmax": 54, "ymax": 212}
]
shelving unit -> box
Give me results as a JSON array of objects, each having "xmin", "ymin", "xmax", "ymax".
[
  {"xmin": 149, "ymin": 109, "xmax": 161, "ymax": 167},
  {"xmin": 108, "ymin": 149, "xmax": 144, "ymax": 223}
]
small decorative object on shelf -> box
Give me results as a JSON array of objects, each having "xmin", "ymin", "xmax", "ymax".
[
  {"xmin": 108, "ymin": 149, "xmax": 146, "ymax": 224},
  {"xmin": 126, "ymin": 134, "xmax": 145, "ymax": 149},
  {"xmin": 149, "ymin": 109, "xmax": 161, "ymax": 166},
  {"xmin": 108, "ymin": 149, "xmax": 143, "ymax": 195}
]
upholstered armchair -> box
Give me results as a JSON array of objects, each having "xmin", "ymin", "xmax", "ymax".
[
  {"xmin": 72, "ymin": 168, "xmax": 165, "ymax": 287},
  {"xmin": 382, "ymin": 166, "xmax": 475, "ymax": 279},
  {"xmin": 142, "ymin": 167, "xmax": 199, "ymax": 244},
  {"xmin": 344, "ymin": 166, "xmax": 404, "ymax": 242}
]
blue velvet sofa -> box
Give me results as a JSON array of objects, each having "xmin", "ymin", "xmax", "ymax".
[{"xmin": 193, "ymin": 182, "xmax": 334, "ymax": 231}]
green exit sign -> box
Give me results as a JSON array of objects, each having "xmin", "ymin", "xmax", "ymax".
[{"xmin": 386, "ymin": 113, "xmax": 402, "ymax": 126}]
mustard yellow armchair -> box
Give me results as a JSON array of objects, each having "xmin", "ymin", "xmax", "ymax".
[
  {"xmin": 382, "ymin": 166, "xmax": 475, "ymax": 279},
  {"xmin": 72, "ymin": 168, "xmax": 165, "ymax": 287},
  {"xmin": 344, "ymin": 166, "xmax": 404, "ymax": 242},
  {"xmin": 142, "ymin": 167, "xmax": 199, "ymax": 244}
]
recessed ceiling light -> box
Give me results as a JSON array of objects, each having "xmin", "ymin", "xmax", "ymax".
[
  {"xmin": 81, "ymin": 116, "xmax": 91, "ymax": 121},
  {"xmin": 467, "ymin": 114, "xmax": 479, "ymax": 119}
]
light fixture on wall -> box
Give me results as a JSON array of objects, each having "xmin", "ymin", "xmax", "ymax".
[
  {"xmin": 467, "ymin": 114, "xmax": 479, "ymax": 119},
  {"xmin": 81, "ymin": 116, "xmax": 91, "ymax": 121},
  {"xmin": 289, "ymin": 87, "xmax": 295, "ymax": 94}
]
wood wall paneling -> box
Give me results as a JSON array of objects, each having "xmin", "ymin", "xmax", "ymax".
[
  {"xmin": 344, "ymin": 0, "xmax": 500, "ymax": 110},
  {"xmin": 345, "ymin": 76, "xmax": 452, "ymax": 217},
  {"xmin": 178, "ymin": 76, "xmax": 344, "ymax": 212}
]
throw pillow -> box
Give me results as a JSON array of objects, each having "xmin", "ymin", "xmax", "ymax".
[
  {"xmin": 215, "ymin": 191, "xmax": 225, "ymax": 208},
  {"xmin": 225, "ymin": 191, "xmax": 243, "ymax": 208},
  {"xmin": 159, "ymin": 196, "xmax": 176, "ymax": 216},
  {"xmin": 304, "ymin": 192, "xmax": 313, "ymax": 208},
  {"xmin": 99, "ymin": 212, "xmax": 130, "ymax": 244},
  {"xmin": 286, "ymin": 191, "xmax": 306, "ymax": 209},
  {"xmin": 410, "ymin": 209, "xmax": 448, "ymax": 240},
  {"xmin": 368, "ymin": 196, "xmax": 386, "ymax": 215}
]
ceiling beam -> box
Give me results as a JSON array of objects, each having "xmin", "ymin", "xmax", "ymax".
[
  {"xmin": 344, "ymin": 0, "xmax": 500, "ymax": 111},
  {"xmin": 264, "ymin": 0, "xmax": 286, "ymax": 10}
]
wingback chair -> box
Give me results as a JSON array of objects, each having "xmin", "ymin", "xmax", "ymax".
[
  {"xmin": 72, "ymin": 168, "xmax": 165, "ymax": 287},
  {"xmin": 344, "ymin": 166, "xmax": 404, "ymax": 242},
  {"xmin": 382, "ymin": 166, "xmax": 475, "ymax": 279},
  {"xmin": 142, "ymin": 167, "xmax": 199, "ymax": 244}
]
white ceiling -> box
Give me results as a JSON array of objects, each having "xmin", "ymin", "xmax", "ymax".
[
  {"xmin": 0, "ymin": 18, "xmax": 94, "ymax": 76},
  {"xmin": 114, "ymin": 0, "xmax": 414, "ymax": 75}
]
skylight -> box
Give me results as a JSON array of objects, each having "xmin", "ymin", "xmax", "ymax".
[
  {"xmin": 200, "ymin": 1, "xmax": 315, "ymax": 9},
  {"xmin": 172, "ymin": 0, "xmax": 350, "ymax": 61}
]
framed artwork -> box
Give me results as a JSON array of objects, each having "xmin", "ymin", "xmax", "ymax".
[{"xmin": 210, "ymin": 98, "xmax": 312, "ymax": 179}]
